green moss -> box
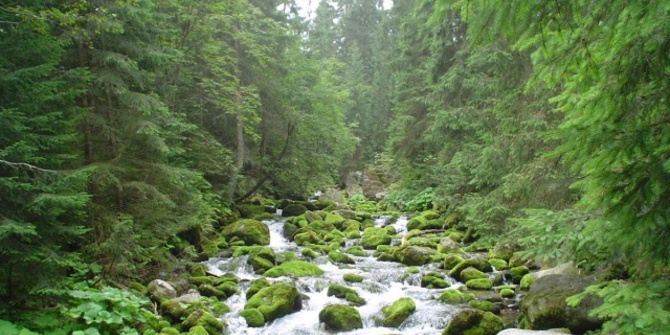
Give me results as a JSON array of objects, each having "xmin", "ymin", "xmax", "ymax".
[
  {"xmin": 382, "ymin": 297, "xmax": 416, "ymax": 327},
  {"xmin": 468, "ymin": 300, "xmax": 494, "ymax": 312},
  {"xmin": 216, "ymin": 281, "xmax": 238, "ymax": 297},
  {"xmin": 128, "ymin": 281, "xmax": 147, "ymax": 295},
  {"xmin": 324, "ymin": 212, "xmax": 346, "ymax": 228},
  {"xmin": 282, "ymin": 203, "xmax": 308, "ymax": 217},
  {"xmin": 301, "ymin": 247, "xmax": 319, "ymax": 258},
  {"xmin": 327, "ymin": 284, "xmax": 366, "ymax": 306},
  {"xmin": 519, "ymin": 273, "xmax": 535, "ymax": 290},
  {"xmin": 437, "ymin": 288, "xmax": 465, "ymax": 304},
  {"xmin": 221, "ymin": 219, "xmax": 270, "ymax": 246},
  {"xmin": 343, "ymin": 273, "xmax": 365, "ymax": 283},
  {"xmin": 442, "ymin": 309, "xmax": 503, "ymax": 335},
  {"xmin": 240, "ymin": 308, "xmax": 265, "ymax": 327},
  {"xmin": 361, "ymin": 227, "xmax": 392, "ymax": 249},
  {"xmin": 293, "ymin": 230, "xmax": 323, "ymax": 246},
  {"xmin": 406, "ymin": 216, "xmax": 428, "ymax": 230},
  {"xmin": 159, "ymin": 327, "xmax": 180, "ymax": 335},
  {"xmin": 396, "ymin": 245, "xmax": 437, "ymax": 266},
  {"xmin": 444, "ymin": 254, "xmax": 464, "ymax": 270},
  {"xmin": 318, "ymin": 304, "xmax": 363, "ymax": 331},
  {"xmin": 249, "ymin": 256, "xmax": 275, "ymax": 274},
  {"xmin": 510, "ymin": 266, "xmax": 530, "ymax": 284},
  {"xmin": 488, "ymin": 258, "xmax": 508, "ymax": 270},
  {"xmin": 328, "ymin": 251, "xmax": 355, "ymax": 264},
  {"xmin": 244, "ymin": 283, "xmax": 301, "ymax": 323},
  {"xmin": 160, "ymin": 299, "xmax": 188, "ymax": 320},
  {"xmin": 346, "ymin": 245, "xmax": 367, "ymax": 257},
  {"xmin": 182, "ymin": 311, "xmax": 224, "ymax": 335},
  {"xmin": 449, "ymin": 258, "xmax": 492, "ymax": 281},
  {"xmin": 466, "ymin": 278, "xmax": 492, "ymax": 290},
  {"xmin": 186, "ymin": 325, "xmax": 208, "ymax": 335},
  {"xmin": 421, "ymin": 272, "xmax": 450, "ymax": 288},
  {"xmin": 460, "ymin": 267, "xmax": 488, "ymax": 282},
  {"xmin": 500, "ymin": 288, "xmax": 515, "ymax": 298},
  {"xmin": 211, "ymin": 301, "xmax": 230, "ymax": 315},
  {"xmin": 246, "ymin": 277, "xmax": 270, "ymax": 300}
]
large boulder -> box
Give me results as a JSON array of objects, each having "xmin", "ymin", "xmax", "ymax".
[
  {"xmin": 438, "ymin": 237, "xmax": 463, "ymax": 254},
  {"xmin": 282, "ymin": 203, "xmax": 308, "ymax": 217},
  {"xmin": 319, "ymin": 304, "xmax": 363, "ymax": 331},
  {"xmin": 147, "ymin": 279, "xmax": 177, "ymax": 303},
  {"xmin": 361, "ymin": 227, "xmax": 392, "ymax": 249},
  {"xmin": 244, "ymin": 282, "xmax": 301, "ymax": 324},
  {"xmin": 221, "ymin": 219, "xmax": 270, "ymax": 246},
  {"xmin": 362, "ymin": 169, "xmax": 387, "ymax": 200},
  {"xmin": 443, "ymin": 308, "xmax": 503, "ymax": 335},
  {"xmin": 395, "ymin": 245, "xmax": 437, "ymax": 266},
  {"xmin": 519, "ymin": 274, "xmax": 601, "ymax": 334},
  {"xmin": 381, "ymin": 297, "xmax": 416, "ymax": 327},
  {"xmin": 449, "ymin": 258, "xmax": 493, "ymax": 281}
]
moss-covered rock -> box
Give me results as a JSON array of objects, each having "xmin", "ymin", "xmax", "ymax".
[
  {"xmin": 510, "ymin": 266, "xmax": 530, "ymax": 284},
  {"xmin": 282, "ymin": 203, "xmax": 308, "ymax": 217},
  {"xmin": 444, "ymin": 254, "xmax": 465, "ymax": 271},
  {"xmin": 449, "ymin": 258, "xmax": 493, "ymax": 281},
  {"xmin": 148, "ymin": 279, "xmax": 177, "ymax": 303},
  {"xmin": 221, "ymin": 219, "xmax": 270, "ymax": 246},
  {"xmin": 406, "ymin": 216, "xmax": 428, "ymax": 231},
  {"xmin": 345, "ymin": 245, "xmax": 367, "ymax": 257},
  {"xmin": 361, "ymin": 227, "xmax": 392, "ymax": 249},
  {"xmin": 489, "ymin": 243, "xmax": 518, "ymax": 261},
  {"xmin": 236, "ymin": 204, "xmax": 266, "ymax": 218},
  {"xmin": 466, "ymin": 278, "xmax": 492, "ymax": 290},
  {"xmin": 159, "ymin": 327, "xmax": 180, "ymax": 335},
  {"xmin": 182, "ymin": 310, "xmax": 224, "ymax": 335},
  {"xmin": 343, "ymin": 273, "xmax": 365, "ymax": 283},
  {"xmin": 488, "ymin": 258, "xmax": 508, "ymax": 270},
  {"xmin": 128, "ymin": 281, "xmax": 148, "ymax": 295},
  {"xmin": 160, "ymin": 299, "xmax": 188, "ymax": 321},
  {"xmin": 437, "ymin": 237, "xmax": 463, "ymax": 254},
  {"xmin": 244, "ymin": 282, "xmax": 301, "ymax": 324},
  {"xmin": 442, "ymin": 308, "xmax": 503, "ymax": 335},
  {"xmin": 382, "ymin": 297, "xmax": 416, "ymax": 327},
  {"xmin": 198, "ymin": 284, "xmax": 227, "ymax": 299},
  {"xmin": 318, "ymin": 304, "xmax": 363, "ymax": 331},
  {"xmin": 240, "ymin": 308, "xmax": 265, "ymax": 327},
  {"xmin": 328, "ymin": 251, "xmax": 355, "ymax": 264},
  {"xmin": 395, "ymin": 245, "xmax": 437, "ymax": 266},
  {"xmin": 421, "ymin": 272, "xmax": 450, "ymax": 288},
  {"xmin": 420, "ymin": 209, "xmax": 441, "ymax": 220},
  {"xmin": 518, "ymin": 274, "xmax": 602, "ymax": 334},
  {"xmin": 520, "ymin": 273, "xmax": 535, "ymax": 290},
  {"xmin": 468, "ymin": 300, "xmax": 495, "ymax": 312},
  {"xmin": 500, "ymin": 288, "xmax": 516, "ymax": 298},
  {"xmin": 327, "ymin": 284, "xmax": 366, "ymax": 306},
  {"xmin": 301, "ymin": 247, "xmax": 319, "ymax": 259},
  {"xmin": 211, "ymin": 301, "xmax": 230, "ymax": 315},
  {"xmin": 437, "ymin": 289, "xmax": 466, "ymax": 304},
  {"xmin": 293, "ymin": 230, "xmax": 323, "ymax": 246},
  {"xmin": 263, "ymin": 260, "xmax": 324, "ymax": 278},
  {"xmin": 461, "ymin": 267, "xmax": 488, "ymax": 282},
  {"xmin": 246, "ymin": 277, "xmax": 271, "ymax": 300},
  {"xmin": 186, "ymin": 325, "xmax": 208, "ymax": 335},
  {"xmin": 324, "ymin": 212, "xmax": 346, "ymax": 228}
]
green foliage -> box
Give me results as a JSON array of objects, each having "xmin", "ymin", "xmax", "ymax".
[
  {"xmin": 63, "ymin": 284, "xmax": 158, "ymax": 335},
  {"xmin": 568, "ymin": 279, "xmax": 670, "ymax": 335}
]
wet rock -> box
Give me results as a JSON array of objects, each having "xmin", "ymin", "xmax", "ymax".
[
  {"xmin": 438, "ymin": 288, "xmax": 468, "ymax": 304},
  {"xmin": 148, "ymin": 279, "xmax": 177, "ymax": 303},
  {"xmin": 381, "ymin": 297, "xmax": 416, "ymax": 327},
  {"xmin": 263, "ymin": 260, "xmax": 324, "ymax": 278},
  {"xmin": 361, "ymin": 227, "xmax": 392, "ymax": 249},
  {"xmin": 343, "ymin": 273, "xmax": 365, "ymax": 283},
  {"xmin": 442, "ymin": 308, "xmax": 503, "ymax": 335},
  {"xmin": 282, "ymin": 203, "xmax": 308, "ymax": 217},
  {"xmin": 240, "ymin": 308, "xmax": 265, "ymax": 327},
  {"xmin": 466, "ymin": 278, "xmax": 493, "ymax": 290},
  {"xmin": 327, "ymin": 284, "xmax": 366, "ymax": 306},
  {"xmin": 319, "ymin": 304, "xmax": 363, "ymax": 331},
  {"xmin": 221, "ymin": 219, "xmax": 270, "ymax": 246},
  {"xmin": 510, "ymin": 266, "xmax": 530, "ymax": 284},
  {"xmin": 488, "ymin": 258, "xmax": 508, "ymax": 270},
  {"xmin": 461, "ymin": 267, "xmax": 488, "ymax": 282},
  {"xmin": 519, "ymin": 274, "xmax": 602, "ymax": 334},
  {"xmin": 328, "ymin": 250, "xmax": 355, "ymax": 264},
  {"xmin": 244, "ymin": 282, "xmax": 302, "ymax": 324},
  {"xmin": 449, "ymin": 258, "xmax": 493, "ymax": 281},
  {"xmin": 520, "ymin": 274, "xmax": 535, "ymax": 290},
  {"xmin": 420, "ymin": 272, "xmax": 450, "ymax": 288},
  {"xmin": 246, "ymin": 277, "xmax": 271, "ymax": 300},
  {"xmin": 395, "ymin": 245, "xmax": 437, "ymax": 266},
  {"xmin": 438, "ymin": 237, "xmax": 463, "ymax": 254},
  {"xmin": 181, "ymin": 310, "xmax": 225, "ymax": 335}
]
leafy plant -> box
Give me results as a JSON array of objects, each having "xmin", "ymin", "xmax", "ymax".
[{"xmin": 63, "ymin": 284, "xmax": 158, "ymax": 335}]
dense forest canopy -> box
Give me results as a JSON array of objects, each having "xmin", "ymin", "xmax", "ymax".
[{"xmin": 1, "ymin": 0, "xmax": 669, "ymax": 334}]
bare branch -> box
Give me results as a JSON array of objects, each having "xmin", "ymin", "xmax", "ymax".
[{"xmin": 0, "ymin": 159, "xmax": 58, "ymax": 173}]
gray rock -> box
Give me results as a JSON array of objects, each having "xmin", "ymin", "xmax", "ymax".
[
  {"xmin": 147, "ymin": 279, "xmax": 177, "ymax": 302},
  {"xmin": 532, "ymin": 262, "xmax": 581, "ymax": 280}
]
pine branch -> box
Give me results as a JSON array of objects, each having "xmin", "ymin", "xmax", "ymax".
[{"xmin": 0, "ymin": 160, "xmax": 58, "ymax": 173}]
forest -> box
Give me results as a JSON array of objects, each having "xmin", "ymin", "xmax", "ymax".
[{"xmin": 1, "ymin": 0, "xmax": 669, "ymax": 334}]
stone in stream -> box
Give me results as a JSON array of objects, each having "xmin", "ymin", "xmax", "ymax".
[
  {"xmin": 442, "ymin": 308, "xmax": 503, "ymax": 335},
  {"xmin": 221, "ymin": 219, "xmax": 270, "ymax": 246},
  {"xmin": 361, "ymin": 226, "xmax": 392, "ymax": 249},
  {"xmin": 147, "ymin": 279, "xmax": 177, "ymax": 303},
  {"xmin": 327, "ymin": 284, "xmax": 366, "ymax": 306},
  {"xmin": 381, "ymin": 297, "xmax": 416, "ymax": 327},
  {"xmin": 395, "ymin": 245, "xmax": 437, "ymax": 266},
  {"xmin": 318, "ymin": 304, "xmax": 363, "ymax": 331},
  {"xmin": 243, "ymin": 282, "xmax": 302, "ymax": 325}
]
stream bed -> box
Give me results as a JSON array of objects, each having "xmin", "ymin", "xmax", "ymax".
[{"xmin": 203, "ymin": 215, "xmax": 500, "ymax": 335}]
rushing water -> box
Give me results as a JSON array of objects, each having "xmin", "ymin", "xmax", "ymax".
[{"xmin": 205, "ymin": 215, "xmax": 467, "ymax": 335}]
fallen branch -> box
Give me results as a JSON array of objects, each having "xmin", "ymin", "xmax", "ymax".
[{"xmin": 0, "ymin": 159, "xmax": 58, "ymax": 173}]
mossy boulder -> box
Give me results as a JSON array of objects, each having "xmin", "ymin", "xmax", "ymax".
[
  {"xmin": 182, "ymin": 310, "xmax": 224, "ymax": 335},
  {"xmin": 466, "ymin": 278, "xmax": 493, "ymax": 290},
  {"xmin": 343, "ymin": 273, "xmax": 365, "ymax": 283},
  {"xmin": 381, "ymin": 297, "xmax": 416, "ymax": 327},
  {"xmin": 324, "ymin": 211, "xmax": 346, "ymax": 228},
  {"xmin": 438, "ymin": 237, "xmax": 463, "ymax": 254},
  {"xmin": 186, "ymin": 325, "xmax": 208, "ymax": 335},
  {"xmin": 442, "ymin": 308, "xmax": 503, "ymax": 335},
  {"xmin": 293, "ymin": 230, "xmax": 323, "ymax": 246},
  {"xmin": 240, "ymin": 308, "xmax": 265, "ymax": 327},
  {"xmin": 520, "ymin": 274, "xmax": 535, "ymax": 290},
  {"xmin": 468, "ymin": 300, "xmax": 495, "ymax": 313},
  {"xmin": 282, "ymin": 203, "xmax": 308, "ymax": 217},
  {"xmin": 236, "ymin": 204, "xmax": 266, "ymax": 218},
  {"xmin": 345, "ymin": 245, "xmax": 367, "ymax": 257},
  {"xmin": 395, "ymin": 245, "xmax": 437, "ymax": 266},
  {"xmin": 406, "ymin": 216, "xmax": 428, "ymax": 231},
  {"xmin": 421, "ymin": 272, "xmax": 450, "ymax": 288},
  {"xmin": 327, "ymin": 284, "xmax": 366, "ymax": 306},
  {"xmin": 159, "ymin": 327, "xmax": 180, "ymax": 335},
  {"xmin": 263, "ymin": 260, "xmax": 324, "ymax": 278},
  {"xmin": 488, "ymin": 258, "xmax": 508, "ymax": 270},
  {"xmin": 301, "ymin": 247, "xmax": 319, "ymax": 259},
  {"xmin": 246, "ymin": 277, "xmax": 270, "ymax": 300},
  {"xmin": 328, "ymin": 251, "xmax": 355, "ymax": 264},
  {"xmin": 461, "ymin": 267, "xmax": 488, "ymax": 282},
  {"xmin": 444, "ymin": 254, "xmax": 465, "ymax": 271},
  {"xmin": 449, "ymin": 258, "xmax": 493, "ymax": 281},
  {"xmin": 148, "ymin": 279, "xmax": 177, "ymax": 303},
  {"xmin": 489, "ymin": 243, "xmax": 518, "ymax": 261},
  {"xmin": 420, "ymin": 209, "xmax": 441, "ymax": 220},
  {"xmin": 518, "ymin": 274, "xmax": 602, "ymax": 334},
  {"xmin": 318, "ymin": 304, "xmax": 363, "ymax": 331},
  {"xmin": 361, "ymin": 227, "xmax": 392, "ymax": 249},
  {"xmin": 160, "ymin": 299, "xmax": 189, "ymax": 321},
  {"xmin": 244, "ymin": 282, "xmax": 301, "ymax": 324},
  {"xmin": 438, "ymin": 289, "xmax": 467, "ymax": 304},
  {"xmin": 510, "ymin": 266, "xmax": 530, "ymax": 284},
  {"xmin": 221, "ymin": 219, "xmax": 270, "ymax": 246},
  {"xmin": 500, "ymin": 288, "xmax": 516, "ymax": 298}
]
